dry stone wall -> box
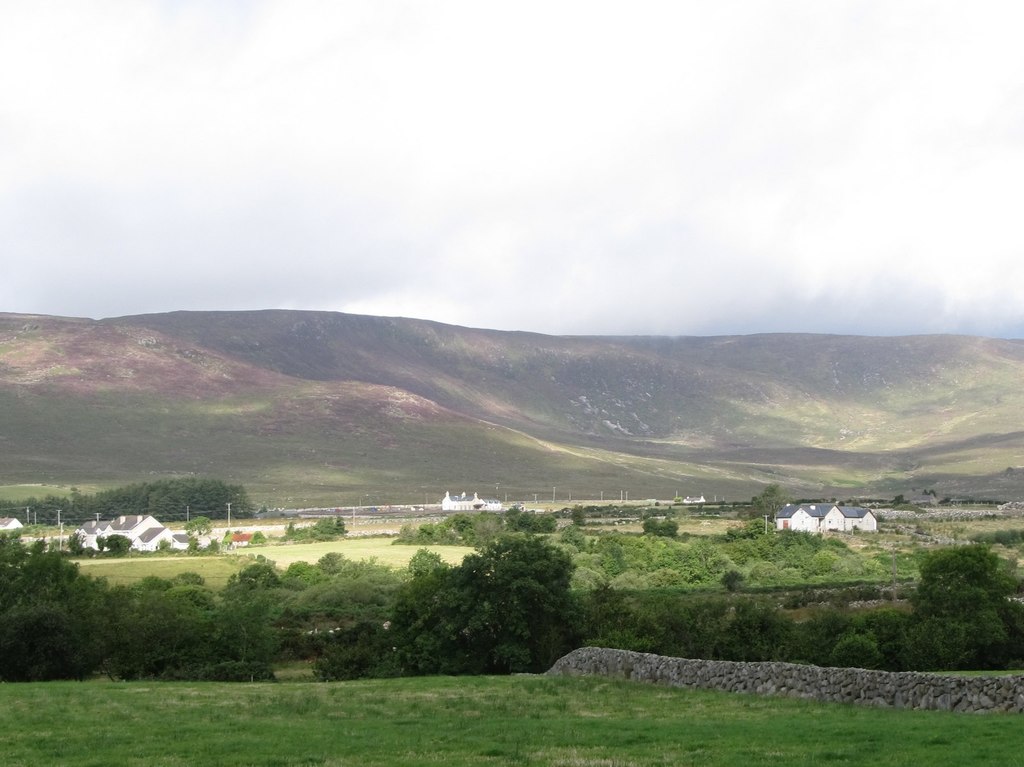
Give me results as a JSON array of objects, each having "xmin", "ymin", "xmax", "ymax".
[{"xmin": 547, "ymin": 647, "xmax": 1024, "ymax": 713}]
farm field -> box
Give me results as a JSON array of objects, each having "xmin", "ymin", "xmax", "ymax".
[
  {"xmin": 251, "ymin": 538, "xmax": 474, "ymax": 568},
  {"xmin": 1, "ymin": 674, "xmax": 1023, "ymax": 766},
  {"xmin": 75, "ymin": 555, "xmax": 250, "ymax": 588},
  {"xmin": 73, "ymin": 538, "xmax": 474, "ymax": 586}
]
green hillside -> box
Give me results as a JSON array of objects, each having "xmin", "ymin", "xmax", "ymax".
[{"xmin": 2, "ymin": 311, "xmax": 1023, "ymax": 505}]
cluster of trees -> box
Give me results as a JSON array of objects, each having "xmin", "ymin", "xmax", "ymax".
[
  {"xmin": 4, "ymin": 526, "xmax": 1022, "ymax": 683},
  {"xmin": 587, "ymin": 546, "xmax": 1024, "ymax": 672},
  {"xmin": 0, "ymin": 478, "xmax": 253, "ymax": 526},
  {"xmin": 283, "ymin": 518, "xmax": 347, "ymax": 542},
  {"xmin": 563, "ymin": 523, "xmax": 888, "ymax": 590},
  {"xmin": 0, "ymin": 536, "xmax": 274, "ymax": 681},
  {"xmin": 316, "ymin": 537, "xmax": 577, "ymax": 680},
  {"xmin": 394, "ymin": 510, "xmax": 556, "ymax": 546}
]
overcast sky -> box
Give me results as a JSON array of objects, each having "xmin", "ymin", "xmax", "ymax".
[{"xmin": 2, "ymin": 2, "xmax": 1023, "ymax": 338}]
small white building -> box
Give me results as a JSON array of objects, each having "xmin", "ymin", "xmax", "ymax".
[
  {"xmin": 441, "ymin": 491, "xmax": 502, "ymax": 512},
  {"xmin": 0, "ymin": 517, "xmax": 24, "ymax": 531},
  {"xmin": 775, "ymin": 503, "xmax": 877, "ymax": 533}
]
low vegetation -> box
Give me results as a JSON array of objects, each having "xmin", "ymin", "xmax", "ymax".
[{"xmin": 4, "ymin": 520, "xmax": 1023, "ymax": 684}]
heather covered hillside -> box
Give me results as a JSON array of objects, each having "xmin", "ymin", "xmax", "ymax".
[{"xmin": 2, "ymin": 311, "xmax": 1024, "ymax": 504}]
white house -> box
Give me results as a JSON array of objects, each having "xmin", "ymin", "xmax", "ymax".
[
  {"xmin": 0, "ymin": 517, "xmax": 23, "ymax": 531},
  {"xmin": 105, "ymin": 514, "xmax": 164, "ymax": 541},
  {"xmin": 74, "ymin": 514, "xmax": 189, "ymax": 552},
  {"xmin": 75, "ymin": 519, "xmax": 106, "ymax": 549},
  {"xmin": 441, "ymin": 491, "xmax": 502, "ymax": 512},
  {"xmin": 825, "ymin": 505, "xmax": 877, "ymax": 532},
  {"xmin": 775, "ymin": 504, "xmax": 877, "ymax": 533},
  {"xmin": 682, "ymin": 496, "xmax": 706, "ymax": 504},
  {"xmin": 133, "ymin": 526, "xmax": 187, "ymax": 552}
]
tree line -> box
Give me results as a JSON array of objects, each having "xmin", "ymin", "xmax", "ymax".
[
  {"xmin": 2, "ymin": 530, "xmax": 1022, "ymax": 683},
  {"xmin": 0, "ymin": 478, "xmax": 254, "ymax": 526}
]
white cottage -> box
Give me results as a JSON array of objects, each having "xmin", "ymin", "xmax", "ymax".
[
  {"xmin": 775, "ymin": 503, "xmax": 877, "ymax": 533},
  {"xmin": 74, "ymin": 514, "xmax": 188, "ymax": 551},
  {"xmin": 0, "ymin": 517, "xmax": 23, "ymax": 531},
  {"xmin": 441, "ymin": 491, "xmax": 502, "ymax": 512}
]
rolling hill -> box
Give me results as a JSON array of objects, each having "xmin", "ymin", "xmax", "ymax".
[{"xmin": 2, "ymin": 310, "xmax": 1023, "ymax": 506}]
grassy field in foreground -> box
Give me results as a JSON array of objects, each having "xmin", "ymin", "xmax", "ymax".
[{"xmin": 2, "ymin": 675, "xmax": 1023, "ymax": 766}]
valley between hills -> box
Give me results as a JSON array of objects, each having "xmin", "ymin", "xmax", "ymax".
[{"xmin": 2, "ymin": 310, "xmax": 1023, "ymax": 507}]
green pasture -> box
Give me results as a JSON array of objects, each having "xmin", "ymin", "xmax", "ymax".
[
  {"xmin": 246, "ymin": 538, "xmax": 474, "ymax": 569},
  {"xmin": 2, "ymin": 674, "xmax": 1023, "ymax": 766},
  {"xmin": 0, "ymin": 483, "xmax": 103, "ymax": 503},
  {"xmin": 71, "ymin": 539, "xmax": 474, "ymax": 586},
  {"xmin": 75, "ymin": 555, "xmax": 250, "ymax": 589}
]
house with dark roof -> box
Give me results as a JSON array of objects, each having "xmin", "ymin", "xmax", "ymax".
[
  {"xmin": 775, "ymin": 503, "xmax": 877, "ymax": 533},
  {"xmin": 0, "ymin": 517, "xmax": 23, "ymax": 531},
  {"xmin": 75, "ymin": 519, "xmax": 107, "ymax": 549},
  {"xmin": 73, "ymin": 515, "xmax": 189, "ymax": 552}
]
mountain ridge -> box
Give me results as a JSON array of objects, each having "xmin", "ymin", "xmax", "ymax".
[{"xmin": 2, "ymin": 310, "xmax": 1022, "ymax": 505}]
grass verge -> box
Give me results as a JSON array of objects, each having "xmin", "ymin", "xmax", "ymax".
[{"xmin": 1, "ymin": 675, "xmax": 1022, "ymax": 766}]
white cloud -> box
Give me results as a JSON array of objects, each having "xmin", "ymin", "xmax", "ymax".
[{"xmin": 2, "ymin": 1, "xmax": 1023, "ymax": 337}]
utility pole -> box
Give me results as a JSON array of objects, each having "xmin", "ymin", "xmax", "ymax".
[
  {"xmin": 227, "ymin": 502, "xmax": 232, "ymax": 529},
  {"xmin": 552, "ymin": 487, "xmax": 556, "ymax": 503}
]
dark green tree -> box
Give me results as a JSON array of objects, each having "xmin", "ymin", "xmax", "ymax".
[
  {"xmin": 391, "ymin": 534, "xmax": 580, "ymax": 675},
  {"xmin": 185, "ymin": 516, "xmax": 213, "ymax": 537},
  {"xmin": 0, "ymin": 538, "xmax": 110, "ymax": 681},
  {"xmin": 642, "ymin": 518, "xmax": 678, "ymax": 538},
  {"xmin": 908, "ymin": 545, "xmax": 1023, "ymax": 670},
  {"xmin": 100, "ymin": 535, "xmax": 132, "ymax": 556},
  {"xmin": 751, "ymin": 484, "xmax": 790, "ymax": 519}
]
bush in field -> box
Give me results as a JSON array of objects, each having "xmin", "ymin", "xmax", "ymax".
[
  {"xmin": 313, "ymin": 622, "xmax": 398, "ymax": 680},
  {"xmin": 395, "ymin": 512, "xmax": 521, "ymax": 546},
  {"xmin": 642, "ymin": 518, "xmax": 678, "ymax": 538},
  {"xmin": 285, "ymin": 517, "xmax": 347, "ymax": 542}
]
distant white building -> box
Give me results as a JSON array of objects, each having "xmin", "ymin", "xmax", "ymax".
[
  {"xmin": 775, "ymin": 503, "xmax": 877, "ymax": 533},
  {"xmin": 441, "ymin": 491, "xmax": 502, "ymax": 512},
  {"xmin": 682, "ymin": 496, "xmax": 706, "ymax": 504},
  {"xmin": 74, "ymin": 514, "xmax": 189, "ymax": 552},
  {"xmin": 0, "ymin": 517, "xmax": 23, "ymax": 531}
]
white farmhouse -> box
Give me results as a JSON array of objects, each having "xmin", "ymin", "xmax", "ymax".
[
  {"xmin": 0, "ymin": 517, "xmax": 23, "ymax": 531},
  {"xmin": 775, "ymin": 503, "xmax": 877, "ymax": 533},
  {"xmin": 441, "ymin": 491, "xmax": 502, "ymax": 512},
  {"xmin": 74, "ymin": 514, "xmax": 189, "ymax": 552}
]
